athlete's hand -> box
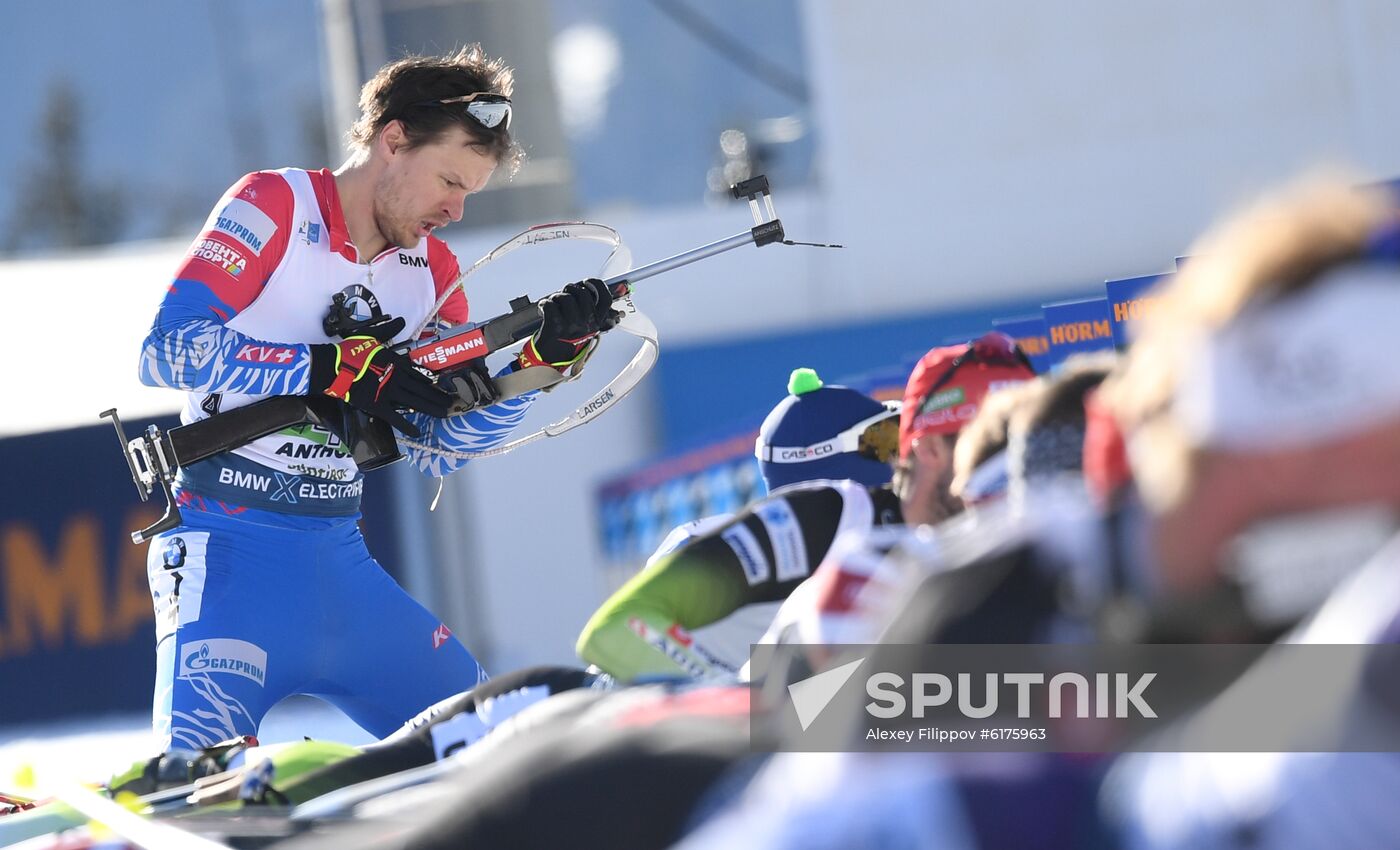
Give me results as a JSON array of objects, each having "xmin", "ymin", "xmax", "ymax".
[
  {"xmin": 309, "ymin": 333, "xmax": 454, "ymax": 437},
  {"xmin": 516, "ymin": 278, "xmax": 624, "ymax": 372}
]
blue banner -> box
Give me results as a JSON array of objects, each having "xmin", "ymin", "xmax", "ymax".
[
  {"xmin": 1042, "ymin": 297, "xmax": 1115, "ymax": 369},
  {"xmin": 0, "ymin": 418, "xmax": 175, "ymax": 727},
  {"xmin": 653, "ymin": 292, "xmax": 1079, "ymax": 452},
  {"xmin": 1104, "ymin": 274, "xmax": 1166, "ymax": 348},
  {"xmin": 0, "ymin": 417, "xmax": 405, "ymax": 728},
  {"xmin": 991, "ymin": 315, "xmax": 1053, "ymax": 375},
  {"xmin": 595, "ymin": 366, "xmax": 911, "ymax": 575}
]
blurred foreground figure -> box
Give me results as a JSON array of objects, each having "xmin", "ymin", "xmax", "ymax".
[
  {"xmin": 1099, "ymin": 177, "xmax": 1400, "ymax": 850},
  {"xmin": 683, "ymin": 175, "xmax": 1400, "ymax": 850}
]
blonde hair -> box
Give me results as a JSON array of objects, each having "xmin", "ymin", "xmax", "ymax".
[
  {"xmin": 1100, "ymin": 173, "xmax": 1393, "ymax": 510},
  {"xmin": 950, "ymin": 379, "xmax": 1038, "ymax": 498}
]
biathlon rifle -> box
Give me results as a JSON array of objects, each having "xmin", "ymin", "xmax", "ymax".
[{"xmin": 103, "ymin": 176, "xmax": 828, "ymax": 544}]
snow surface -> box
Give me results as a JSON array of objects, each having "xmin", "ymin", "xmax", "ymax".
[{"xmin": 0, "ymin": 696, "xmax": 375, "ymax": 787}]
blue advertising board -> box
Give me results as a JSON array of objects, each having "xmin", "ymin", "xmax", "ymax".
[
  {"xmin": 1041, "ymin": 297, "xmax": 1115, "ymax": 369},
  {"xmin": 652, "ymin": 292, "xmax": 1078, "ymax": 452},
  {"xmin": 1104, "ymin": 274, "xmax": 1166, "ymax": 349},
  {"xmin": 991, "ymin": 315, "xmax": 1053, "ymax": 374}
]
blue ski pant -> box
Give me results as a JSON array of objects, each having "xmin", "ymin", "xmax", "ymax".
[{"xmin": 147, "ymin": 501, "xmax": 487, "ymax": 750}]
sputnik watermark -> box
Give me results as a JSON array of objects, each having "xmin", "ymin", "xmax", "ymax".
[
  {"xmin": 788, "ymin": 657, "xmax": 865, "ymax": 731},
  {"xmin": 866, "ymin": 727, "xmax": 1048, "ymax": 743},
  {"xmin": 787, "ymin": 663, "xmax": 1153, "ymax": 745},
  {"xmin": 751, "ymin": 644, "xmax": 1400, "ymax": 753},
  {"xmin": 865, "ymin": 671, "xmax": 1156, "ymax": 719}
]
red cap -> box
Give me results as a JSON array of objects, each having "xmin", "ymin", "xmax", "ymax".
[{"xmin": 899, "ymin": 332, "xmax": 1035, "ymax": 457}]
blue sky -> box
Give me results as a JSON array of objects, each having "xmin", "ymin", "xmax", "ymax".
[
  {"xmin": 0, "ymin": 0, "xmax": 813, "ymax": 249},
  {"xmin": 1, "ymin": 1, "xmax": 324, "ymax": 246}
]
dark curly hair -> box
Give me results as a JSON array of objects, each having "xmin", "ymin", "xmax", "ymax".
[{"xmin": 348, "ymin": 44, "xmax": 524, "ymax": 175}]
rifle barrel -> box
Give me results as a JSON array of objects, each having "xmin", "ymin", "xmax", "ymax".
[{"xmin": 603, "ymin": 230, "xmax": 758, "ymax": 289}]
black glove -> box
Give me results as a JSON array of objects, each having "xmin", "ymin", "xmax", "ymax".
[
  {"xmin": 447, "ymin": 360, "xmax": 502, "ymax": 411},
  {"xmin": 308, "ymin": 329, "xmax": 454, "ymax": 437},
  {"xmin": 516, "ymin": 278, "xmax": 624, "ymax": 372}
]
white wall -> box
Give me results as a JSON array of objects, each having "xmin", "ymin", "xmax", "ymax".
[
  {"xmin": 3, "ymin": 243, "xmax": 188, "ymax": 438},
  {"xmin": 799, "ymin": 0, "xmax": 1400, "ymax": 316}
]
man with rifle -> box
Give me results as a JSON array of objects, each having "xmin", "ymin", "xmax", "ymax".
[{"xmin": 136, "ymin": 44, "xmax": 620, "ymax": 750}]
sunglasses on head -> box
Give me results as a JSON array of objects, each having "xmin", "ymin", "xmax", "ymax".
[
  {"xmin": 757, "ymin": 401, "xmax": 903, "ymax": 466},
  {"xmin": 410, "ymin": 92, "xmax": 512, "ymax": 130},
  {"xmin": 916, "ymin": 332, "xmax": 1032, "ymax": 418}
]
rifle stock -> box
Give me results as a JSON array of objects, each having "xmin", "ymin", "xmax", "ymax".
[{"xmin": 165, "ymin": 396, "xmax": 315, "ymax": 468}]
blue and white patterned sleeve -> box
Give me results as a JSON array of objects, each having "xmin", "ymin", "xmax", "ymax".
[
  {"xmin": 402, "ymin": 377, "xmax": 540, "ymax": 477},
  {"xmin": 137, "ymin": 171, "xmax": 312, "ymax": 396},
  {"xmin": 139, "ymin": 310, "xmax": 312, "ymax": 396}
]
